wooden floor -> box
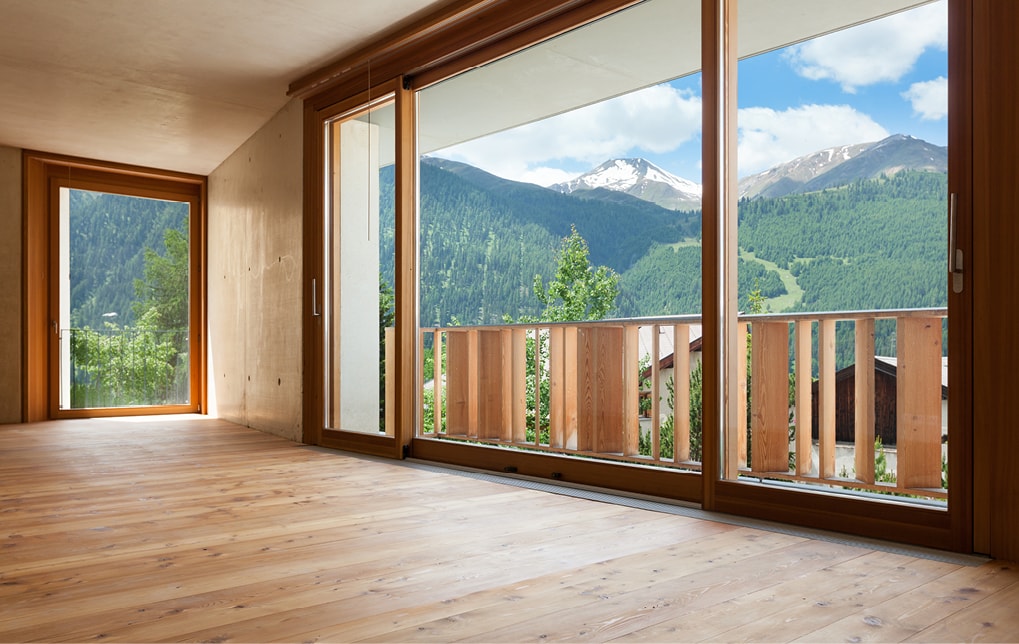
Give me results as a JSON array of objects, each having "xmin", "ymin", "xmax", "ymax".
[{"xmin": 1, "ymin": 417, "xmax": 1016, "ymax": 643}]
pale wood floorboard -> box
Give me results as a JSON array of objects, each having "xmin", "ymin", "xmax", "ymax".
[{"xmin": 0, "ymin": 417, "xmax": 1014, "ymax": 643}]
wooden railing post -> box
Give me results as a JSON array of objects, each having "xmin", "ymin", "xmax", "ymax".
[
  {"xmin": 574, "ymin": 326, "xmax": 624, "ymax": 454},
  {"xmin": 623, "ymin": 325, "xmax": 641, "ymax": 456},
  {"xmin": 896, "ymin": 316, "xmax": 943, "ymax": 489},
  {"xmin": 818, "ymin": 319, "xmax": 837, "ymax": 478},
  {"xmin": 533, "ymin": 328, "xmax": 542, "ymax": 445},
  {"xmin": 433, "ymin": 329, "xmax": 443, "ymax": 435},
  {"xmin": 445, "ymin": 330, "xmax": 471, "ymax": 436},
  {"xmin": 794, "ymin": 321, "xmax": 812, "ymax": 476},
  {"xmin": 673, "ymin": 324, "xmax": 691, "ymax": 463},
  {"xmin": 855, "ymin": 318, "xmax": 876, "ymax": 483},
  {"xmin": 737, "ymin": 322, "xmax": 749, "ymax": 469},
  {"xmin": 650, "ymin": 324, "xmax": 661, "ymax": 460},
  {"xmin": 509, "ymin": 328, "xmax": 527, "ymax": 443},
  {"xmin": 548, "ymin": 326, "xmax": 566, "ymax": 449},
  {"xmin": 751, "ymin": 321, "xmax": 790, "ymax": 472},
  {"xmin": 385, "ymin": 326, "xmax": 395, "ymax": 436}
]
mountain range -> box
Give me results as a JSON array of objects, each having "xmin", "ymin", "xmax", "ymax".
[
  {"xmin": 552, "ymin": 158, "xmax": 702, "ymax": 211},
  {"xmin": 403, "ymin": 133, "xmax": 947, "ymax": 331},
  {"xmin": 541, "ymin": 134, "xmax": 946, "ymax": 210},
  {"xmin": 738, "ymin": 134, "xmax": 947, "ymax": 200}
]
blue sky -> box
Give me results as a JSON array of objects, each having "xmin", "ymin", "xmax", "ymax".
[{"xmin": 439, "ymin": 0, "xmax": 947, "ymax": 186}]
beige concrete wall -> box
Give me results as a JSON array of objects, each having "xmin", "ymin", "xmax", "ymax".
[
  {"xmin": 0, "ymin": 146, "xmax": 22, "ymax": 423},
  {"xmin": 207, "ymin": 99, "xmax": 303, "ymax": 442}
]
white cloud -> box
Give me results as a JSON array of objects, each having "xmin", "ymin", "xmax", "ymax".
[
  {"xmin": 518, "ymin": 167, "xmax": 581, "ymax": 187},
  {"xmin": 783, "ymin": 1, "xmax": 947, "ymax": 93},
  {"xmin": 902, "ymin": 76, "xmax": 948, "ymax": 120},
  {"xmin": 439, "ymin": 84, "xmax": 701, "ymax": 185},
  {"xmin": 738, "ymin": 104, "xmax": 889, "ymax": 175}
]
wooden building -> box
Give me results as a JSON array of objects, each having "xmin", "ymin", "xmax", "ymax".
[{"xmin": 811, "ymin": 358, "xmax": 950, "ymax": 447}]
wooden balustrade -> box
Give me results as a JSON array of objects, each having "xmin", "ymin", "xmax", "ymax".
[{"xmin": 418, "ymin": 308, "xmax": 948, "ymax": 500}]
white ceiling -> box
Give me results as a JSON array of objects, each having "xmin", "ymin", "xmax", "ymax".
[
  {"xmin": 419, "ymin": 0, "xmax": 932, "ymax": 157},
  {"xmin": 0, "ymin": 0, "xmax": 445, "ymax": 175}
]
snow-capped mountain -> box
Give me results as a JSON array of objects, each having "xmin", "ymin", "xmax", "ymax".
[
  {"xmin": 739, "ymin": 134, "xmax": 947, "ymax": 200},
  {"xmin": 553, "ymin": 158, "xmax": 702, "ymax": 211}
]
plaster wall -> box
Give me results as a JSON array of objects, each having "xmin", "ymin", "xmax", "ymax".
[
  {"xmin": 0, "ymin": 146, "xmax": 22, "ymax": 423},
  {"xmin": 207, "ymin": 99, "xmax": 303, "ymax": 442}
]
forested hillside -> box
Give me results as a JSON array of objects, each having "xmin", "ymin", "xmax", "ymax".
[
  {"xmin": 394, "ymin": 157, "xmax": 945, "ymax": 329},
  {"xmin": 740, "ymin": 170, "xmax": 947, "ymax": 312},
  {"xmin": 382, "ymin": 158, "xmax": 702, "ymax": 326},
  {"xmin": 69, "ymin": 190, "xmax": 189, "ymax": 330},
  {"xmin": 70, "ymin": 160, "xmax": 945, "ymax": 343}
]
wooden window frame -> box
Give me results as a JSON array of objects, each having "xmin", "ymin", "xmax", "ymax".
[
  {"xmin": 23, "ymin": 151, "xmax": 207, "ymax": 420},
  {"xmin": 295, "ymin": 0, "xmax": 973, "ymax": 553}
]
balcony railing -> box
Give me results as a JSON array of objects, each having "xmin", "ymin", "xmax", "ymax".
[
  {"xmin": 418, "ymin": 308, "xmax": 948, "ymax": 501},
  {"xmin": 61, "ymin": 327, "xmax": 190, "ymax": 409}
]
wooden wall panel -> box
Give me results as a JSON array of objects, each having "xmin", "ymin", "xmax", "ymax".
[
  {"xmin": 973, "ymin": 0, "xmax": 1019, "ymax": 560},
  {"xmin": 0, "ymin": 147, "xmax": 22, "ymax": 423}
]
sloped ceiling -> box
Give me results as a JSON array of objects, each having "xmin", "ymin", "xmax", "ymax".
[
  {"xmin": 0, "ymin": 1, "xmax": 933, "ymax": 176},
  {"xmin": 0, "ymin": 0, "xmax": 445, "ymax": 175}
]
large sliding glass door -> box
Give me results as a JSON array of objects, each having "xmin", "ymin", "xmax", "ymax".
[
  {"xmin": 322, "ymin": 97, "xmax": 397, "ymax": 438},
  {"xmin": 301, "ymin": 0, "xmax": 971, "ymax": 551},
  {"xmin": 412, "ymin": 0, "xmax": 706, "ymax": 501},
  {"xmin": 710, "ymin": 0, "xmax": 969, "ymax": 550}
]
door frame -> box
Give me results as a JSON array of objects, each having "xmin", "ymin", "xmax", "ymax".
[
  {"xmin": 296, "ymin": 0, "xmax": 973, "ymax": 553},
  {"xmin": 701, "ymin": 0, "xmax": 972, "ymax": 553},
  {"xmin": 302, "ymin": 79, "xmax": 417, "ymax": 459}
]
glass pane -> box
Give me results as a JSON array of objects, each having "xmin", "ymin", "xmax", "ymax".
[
  {"xmin": 735, "ymin": 1, "xmax": 948, "ymax": 501},
  {"xmin": 416, "ymin": 0, "xmax": 704, "ymax": 468},
  {"xmin": 324, "ymin": 99, "xmax": 396, "ymax": 435},
  {"xmin": 60, "ymin": 188, "xmax": 191, "ymax": 408}
]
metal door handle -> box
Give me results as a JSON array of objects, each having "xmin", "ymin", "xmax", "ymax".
[
  {"xmin": 312, "ymin": 278, "xmax": 321, "ymax": 317},
  {"xmin": 949, "ymin": 193, "xmax": 963, "ymax": 294}
]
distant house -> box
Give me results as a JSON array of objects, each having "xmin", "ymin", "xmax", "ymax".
[
  {"xmin": 638, "ymin": 324, "xmax": 702, "ymax": 417},
  {"xmin": 811, "ymin": 356, "xmax": 949, "ymax": 446}
]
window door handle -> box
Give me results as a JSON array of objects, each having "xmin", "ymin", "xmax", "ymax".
[{"xmin": 949, "ymin": 193, "xmax": 963, "ymax": 294}]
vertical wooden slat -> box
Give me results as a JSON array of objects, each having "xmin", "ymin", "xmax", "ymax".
[
  {"xmin": 673, "ymin": 324, "xmax": 691, "ymax": 463},
  {"xmin": 623, "ymin": 325, "xmax": 641, "ymax": 456},
  {"xmin": 445, "ymin": 330, "xmax": 470, "ymax": 436},
  {"xmin": 500, "ymin": 329, "xmax": 513, "ymax": 437},
  {"xmin": 597, "ymin": 326, "xmax": 624, "ymax": 454},
  {"xmin": 855, "ymin": 318, "xmax": 876, "ymax": 483},
  {"xmin": 385, "ymin": 326, "xmax": 395, "ymax": 437},
  {"xmin": 467, "ymin": 328, "xmax": 479, "ymax": 437},
  {"xmin": 651, "ymin": 324, "xmax": 661, "ymax": 459},
  {"xmin": 897, "ymin": 316, "xmax": 943, "ymax": 489},
  {"xmin": 548, "ymin": 326, "xmax": 565, "ymax": 449},
  {"xmin": 563, "ymin": 326, "xmax": 579, "ymax": 451},
  {"xmin": 575, "ymin": 327, "xmax": 595, "ymax": 452},
  {"xmin": 818, "ymin": 319, "xmax": 837, "ymax": 478},
  {"xmin": 533, "ymin": 328, "xmax": 542, "ymax": 445},
  {"xmin": 736, "ymin": 321, "xmax": 748, "ymax": 469},
  {"xmin": 433, "ymin": 329, "xmax": 443, "ymax": 435},
  {"xmin": 418, "ymin": 330, "xmax": 425, "ymax": 435},
  {"xmin": 476, "ymin": 329, "xmax": 504, "ymax": 440},
  {"xmin": 795, "ymin": 321, "xmax": 812, "ymax": 476},
  {"xmin": 751, "ymin": 321, "xmax": 789, "ymax": 472},
  {"xmin": 510, "ymin": 328, "xmax": 527, "ymax": 443}
]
